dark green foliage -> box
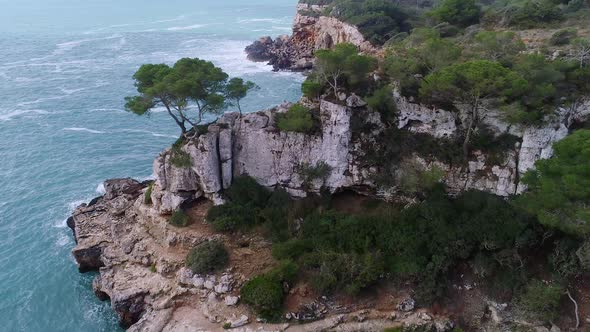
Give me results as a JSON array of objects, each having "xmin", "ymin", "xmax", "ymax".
[
  {"xmin": 507, "ymin": 0, "xmax": 564, "ymax": 28},
  {"xmin": 226, "ymin": 176, "xmax": 270, "ymax": 207},
  {"xmin": 144, "ymin": 182, "xmax": 153, "ymax": 205},
  {"xmin": 170, "ymin": 145, "xmax": 191, "ymax": 168},
  {"xmin": 367, "ymin": 128, "xmax": 464, "ymax": 188},
  {"xmin": 469, "ymin": 31, "xmax": 525, "ymax": 65},
  {"xmin": 518, "ymin": 130, "xmax": 590, "ymax": 236},
  {"xmin": 471, "ymin": 127, "xmax": 520, "ymax": 164},
  {"xmin": 326, "ymin": 0, "xmax": 410, "ymax": 45},
  {"xmin": 276, "ymin": 104, "xmax": 314, "ymax": 133},
  {"xmin": 272, "ymin": 239, "xmax": 314, "ymax": 260},
  {"xmin": 241, "ymin": 275, "xmax": 284, "ymax": 319},
  {"xmin": 226, "ymin": 78, "xmax": 258, "ymax": 115},
  {"xmin": 207, "ymin": 203, "xmax": 257, "ymax": 232},
  {"xmin": 259, "ymin": 188, "xmax": 293, "ymax": 242},
  {"xmin": 304, "ymin": 251, "xmax": 385, "ymax": 295},
  {"xmin": 297, "ymin": 161, "xmax": 332, "ymax": 189},
  {"xmin": 421, "ymin": 60, "xmax": 527, "ymax": 155},
  {"xmin": 550, "ymin": 238, "xmax": 583, "ymax": 278},
  {"xmin": 518, "ymin": 280, "xmax": 564, "ymax": 322},
  {"xmin": 314, "ymin": 43, "xmax": 377, "ymax": 95},
  {"xmin": 301, "ymin": 77, "xmax": 324, "ymax": 99},
  {"xmin": 125, "ymin": 58, "xmax": 231, "ymax": 135},
  {"xmin": 366, "ymin": 86, "xmax": 397, "ymax": 122},
  {"xmin": 240, "ymin": 261, "xmax": 299, "ymax": 320},
  {"xmin": 384, "ymin": 29, "xmax": 461, "ymax": 98},
  {"xmin": 430, "ymin": 0, "xmax": 481, "ymax": 27},
  {"xmin": 185, "ymin": 240, "xmax": 229, "ymax": 274},
  {"xmin": 169, "ymin": 209, "xmax": 190, "ymax": 227},
  {"xmin": 550, "ymin": 28, "xmax": 578, "ymax": 45}
]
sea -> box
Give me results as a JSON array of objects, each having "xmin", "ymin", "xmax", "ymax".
[{"xmin": 0, "ymin": 0, "xmax": 302, "ymax": 330}]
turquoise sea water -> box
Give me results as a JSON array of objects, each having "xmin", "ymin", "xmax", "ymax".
[{"xmin": 0, "ymin": 1, "xmax": 302, "ymax": 330}]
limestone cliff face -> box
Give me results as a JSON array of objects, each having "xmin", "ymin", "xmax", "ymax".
[
  {"xmin": 149, "ymin": 95, "xmax": 590, "ymax": 214},
  {"xmin": 245, "ymin": 3, "xmax": 375, "ymax": 71}
]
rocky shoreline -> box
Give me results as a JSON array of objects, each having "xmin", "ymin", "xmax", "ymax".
[
  {"xmin": 66, "ymin": 3, "xmax": 590, "ymax": 331},
  {"xmin": 68, "ymin": 178, "xmax": 458, "ymax": 331},
  {"xmin": 245, "ymin": 3, "xmax": 375, "ymax": 71}
]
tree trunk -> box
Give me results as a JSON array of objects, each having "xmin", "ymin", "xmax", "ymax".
[
  {"xmin": 164, "ymin": 104, "xmax": 186, "ymax": 135},
  {"xmin": 463, "ymin": 100, "xmax": 479, "ymax": 158}
]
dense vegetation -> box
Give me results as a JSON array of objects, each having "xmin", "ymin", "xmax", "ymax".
[
  {"xmin": 299, "ymin": 0, "xmax": 590, "ymax": 159},
  {"xmin": 185, "ymin": 240, "xmax": 229, "ymax": 274},
  {"xmin": 212, "ymin": 146, "xmax": 590, "ymax": 320}
]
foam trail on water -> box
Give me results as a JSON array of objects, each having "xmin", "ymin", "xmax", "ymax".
[
  {"xmin": 0, "ymin": 109, "xmax": 49, "ymax": 121},
  {"xmin": 63, "ymin": 128, "xmax": 106, "ymax": 134},
  {"xmin": 167, "ymin": 24, "xmax": 205, "ymax": 31}
]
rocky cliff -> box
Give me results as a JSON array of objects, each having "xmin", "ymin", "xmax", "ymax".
[
  {"xmin": 69, "ymin": 179, "xmax": 457, "ymax": 331},
  {"xmin": 245, "ymin": 4, "xmax": 375, "ymax": 71},
  {"xmin": 148, "ymin": 94, "xmax": 590, "ymax": 215}
]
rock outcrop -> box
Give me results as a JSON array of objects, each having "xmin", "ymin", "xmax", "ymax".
[
  {"xmin": 68, "ymin": 178, "xmax": 456, "ymax": 331},
  {"xmin": 148, "ymin": 95, "xmax": 590, "ymax": 214},
  {"xmin": 245, "ymin": 4, "xmax": 375, "ymax": 71}
]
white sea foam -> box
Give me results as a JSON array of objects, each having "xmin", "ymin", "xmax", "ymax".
[
  {"xmin": 53, "ymin": 218, "xmax": 69, "ymax": 228},
  {"xmin": 56, "ymin": 233, "xmax": 72, "ymax": 247},
  {"xmin": 89, "ymin": 108, "xmax": 125, "ymax": 113},
  {"xmin": 238, "ymin": 18, "xmax": 287, "ymax": 24},
  {"xmin": 53, "ymin": 34, "xmax": 123, "ymax": 55},
  {"xmin": 167, "ymin": 24, "xmax": 205, "ymax": 31},
  {"xmin": 63, "ymin": 127, "xmax": 106, "ymax": 134},
  {"xmin": 119, "ymin": 128, "xmax": 177, "ymax": 138},
  {"xmin": 0, "ymin": 109, "xmax": 49, "ymax": 121},
  {"xmin": 137, "ymin": 174, "xmax": 156, "ymax": 182},
  {"xmin": 68, "ymin": 199, "xmax": 89, "ymax": 211},
  {"xmin": 96, "ymin": 182, "xmax": 106, "ymax": 195}
]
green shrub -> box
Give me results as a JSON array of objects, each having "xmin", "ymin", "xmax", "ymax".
[
  {"xmin": 297, "ymin": 161, "xmax": 332, "ymax": 189},
  {"xmin": 169, "ymin": 209, "xmax": 190, "ymax": 227},
  {"xmin": 366, "ymin": 86, "xmax": 397, "ymax": 122},
  {"xmin": 144, "ymin": 182, "xmax": 154, "ymax": 205},
  {"xmin": 241, "ymin": 275, "xmax": 284, "ymax": 320},
  {"xmin": 170, "ymin": 145, "xmax": 191, "ymax": 168},
  {"xmin": 272, "ymin": 239, "xmax": 314, "ymax": 260},
  {"xmin": 226, "ymin": 176, "xmax": 270, "ymax": 207},
  {"xmin": 266, "ymin": 260, "xmax": 299, "ymax": 285},
  {"xmin": 550, "ymin": 28, "xmax": 578, "ymax": 46},
  {"xmin": 207, "ymin": 203, "xmax": 257, "ymax": 232},
  {"xmin": 518, "ymin": 280, "xmax": 564, "ymax": 322},
  {"xmin": 430, "ymin": 0, "xmax": 481, "ymax": 27},
  {"xmin": 276, "ymin": 104, "xmax": 314, "ymax": 134},
  {"xmin": 240, "ymin": 260, "xmax": 299, "ymax": 320},
  {"xmin": 507, "ymin": 0, "xmax": 563, "ymax": 28},
  {"xmin": 185, "ymin": 240, "xmax": 229, "ymax": 274},
  {"xmin": 302, "ymin": 78, "xmax": 324, "ymax": 99}
]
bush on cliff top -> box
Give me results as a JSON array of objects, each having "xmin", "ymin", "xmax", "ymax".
[
  {"xmin": 185, "ymin": 240, "xmax": 229, "ymax": 274},
  {"xmin": 275, "ymin": 104, "xmax": 314, "ymax": 133},
  {"xmin": 240, "ymin": 260, "xmax": 299, "ymax": 320},
  {"xmin": 169, "ymin": 209, "xmax": 190, "ymax": 227}
]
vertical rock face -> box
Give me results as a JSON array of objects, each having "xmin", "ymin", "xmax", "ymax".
[
  {"xmin": 149, "ymin": 96, "xmax": 589, "ymax": 215},
  {"xmin": 245, "ymin": 4, "xmax": 375, "ymax": 71}
]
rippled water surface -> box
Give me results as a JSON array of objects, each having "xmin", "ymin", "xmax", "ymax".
[{"xmin": 0, "ymin": 1, "xmax": 301, "ymax": 330}]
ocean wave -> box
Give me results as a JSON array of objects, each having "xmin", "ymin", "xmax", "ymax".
[
  {"xmin": 166, "ymin": 24, "xmax": 205, "ymax": 31},
  {"xmin": 0, "ymin": 109, "xmax": 49, "ymax": 121},
  {"xmin": 62, "ymin": 127, "xmax": 106, "ymax": 134},
  {"xmin": 83, "ymin": 15, "xmax": 186, "ymax": 34},
  {"xmin": 238, "ymin": 18, "xmax": 288, "ymax": 24},
  {"xmin": 89, "ymin": 108, "xmax": 125, "ymax": 113},
  {"xmin": 53, "ymin": 34, "xmax": 123, "ymax": 55},
  {"xmin": 119, "ymin": 128, "xmax": 177, "ymax": 138},
  {"xmin": 55, "ymin": 233, "xmax": 73, "ymax": 247}
]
